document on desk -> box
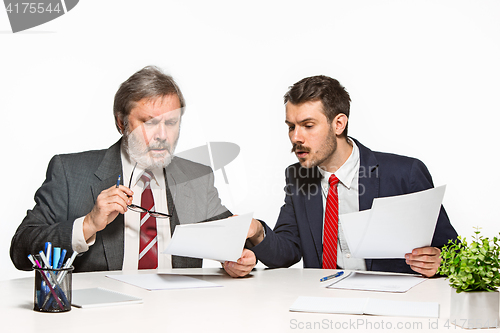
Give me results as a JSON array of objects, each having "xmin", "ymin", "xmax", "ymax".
[
  {"xmin": 72, "ymin": 287, "xmax": 143, "ymax": 308},
  {"xmin": 326, "ymin": 272, "xmax": 426, "ymax": 293},
  {"xmin": 162, "ymin": 212, "xmax": 253, "ymax": 262},
  {"xmin": 106, "ymin": 273, "xmax": 222, "ymax": 291},
  {"xmin": 341, "ymin": 185, "xmax": 446, "ymax": 258},
  {"xmin": 290, "ymin": 296, "xmax": 439, "ymax": 318}
]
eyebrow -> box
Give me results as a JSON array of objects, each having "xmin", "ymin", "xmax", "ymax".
[
  {"xmin": 285, "ymin": 117, "xmax": 316, "ymax": 125},
  {"xmin": 144, "ymin": 114, "xmax": 180, "ymax": 122}
]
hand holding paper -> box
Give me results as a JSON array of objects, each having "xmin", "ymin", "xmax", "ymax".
[
  {"xmin": 405, "ymin": 246, "xmax": 442, "ymax": 277},
  {"xmin": 223, "ymin": 248, "xmax": 256, "ymax": 278}
]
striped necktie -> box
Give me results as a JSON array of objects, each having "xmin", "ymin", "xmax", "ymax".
[
  {"xmin": 322, "ymin": 174, "xmax": 340, "ymax": 269},
  {"xmin": 138, "ymin": 171, "xmax": 158, "ymax": 269}
]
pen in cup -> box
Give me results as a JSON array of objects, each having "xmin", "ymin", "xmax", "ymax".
[
  {"xmin": 44, "ymin": 242, "xmax": 52, "ymax": 267},
  {"xmin": 57, "ymin": 249, "xmax": 67, "ymax": 269},
  {"xmin": 57, "ymin": 251, "xmax": 78, "ymax": 284},
  {"xmin": 30, "ymin": 255, "xmax": 65, "ymax": 310}
]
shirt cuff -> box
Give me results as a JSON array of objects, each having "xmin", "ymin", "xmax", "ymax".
[{"xmin": 72, "ymin": 216, "xmax": 96, "ymax": 253}]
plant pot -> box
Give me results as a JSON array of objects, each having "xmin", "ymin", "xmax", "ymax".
[{"xmin": 450, "ymin": 289, "xmax": 499, "ymax": 329}]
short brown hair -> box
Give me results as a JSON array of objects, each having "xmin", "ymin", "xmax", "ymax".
[
  {"xmin": 113, "ymin": 66, "xmax": 185, "ymax": 133},
  {"xmin": 284, "ymin": 75, "xmax": 351, "ymax": 137}
]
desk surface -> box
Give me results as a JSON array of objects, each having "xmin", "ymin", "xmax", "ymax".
[{"xmin": 1, "ymin": 268, "xmax": 492, "ymax": 332}]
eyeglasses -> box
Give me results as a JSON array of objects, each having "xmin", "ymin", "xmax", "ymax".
[{"xmin": 127, "ymin": 163, "xmax": 171, "ymax": 219}]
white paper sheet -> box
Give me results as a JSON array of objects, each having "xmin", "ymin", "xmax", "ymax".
[
  {"xmin": 326, "ymin": 272, "xmax": 426, "ymax": 293},
  {"xmin": 106, "ymin": 273, "xmax": 222, "ymax": 290},
  {"xmin": 341, "ymin": 185, "xmax": 446, "ymax": 258},
  {"xmin": 162, "ymin": 212, "xmax": 253, "ymax": 262},
  {"xmin": 72, "ymin": 288, "xmax": 143, "ymax": 308},
  {"xmin": 290, "ymin": 296, "xmax": 439, "ymax": 318}
]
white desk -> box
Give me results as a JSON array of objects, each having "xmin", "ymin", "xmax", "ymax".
[{"xmin": 0, "ymin": 268, "xmax": 492, "ymax": 332}]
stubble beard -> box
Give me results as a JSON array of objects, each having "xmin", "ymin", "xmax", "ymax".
[{"xmin": 294, "ymin": 125, "xmax": 337, "ymax": 170}]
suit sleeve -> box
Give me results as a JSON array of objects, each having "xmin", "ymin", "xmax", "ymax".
[
  {"xmin": 409, "ymin": 159, "xmax": 458, "ymax": 248},
  {"xmin": 10, "ymin": 155, "xmax": 75, "ymax": 271},
  {"xmin": 250, "ymin": 171, "xmax": 302, "ymax": 268}
]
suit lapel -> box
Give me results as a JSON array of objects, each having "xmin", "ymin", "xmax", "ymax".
[
  {"xmin": 356, "ymin": 139, "xmax": 379, "ymax": 211},
  {"xmin": 163, "ymin": 168, "xmax": 180, "ymax": 236},
  {"xmin": 164, "ymin": 157, "xmax": 191, "ymax": 229},
  {"xmin": 353, "ymin": 138, "xmax": 379, "ymax": 270},
  {"xmin": 299, "ymin": 167, "xmax": 324, "ymax": 264},
  {"xmin": 90, "ymin": 140, "xmax": 124, "ymax": 270}
]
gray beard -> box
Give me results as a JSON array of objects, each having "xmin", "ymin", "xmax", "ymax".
[{"xmin": 122, "ymin": 129, "xmax": 177, "ymax": 170}]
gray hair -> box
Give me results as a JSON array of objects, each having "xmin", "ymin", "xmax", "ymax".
[{"xmin": 113, "ymin": 66, "xmax": 185, "ymax": 133}]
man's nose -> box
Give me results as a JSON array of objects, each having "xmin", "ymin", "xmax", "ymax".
[
  {"xmin": 153, "ymin": 123, "xmax": 168, "ymax": 141},
  {"xmin": 290, "ymin": 128, "xmax": 304, "ymax": 144}
]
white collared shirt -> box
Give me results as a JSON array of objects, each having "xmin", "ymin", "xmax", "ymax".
[
  {"xmin": 71, "ymin": 144, "xmax": 172, "ymax": 270},
  {"xmin": 120, "ymin": 147, "xmax": 172, "ymax": 270},
  {"xmin": 318, "ymin": 138, "xmax": 367, "ymax": 271}
]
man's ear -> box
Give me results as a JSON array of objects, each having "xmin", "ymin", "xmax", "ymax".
[
  {"xmin": 116, "ymin": 117, "xmax": 125, "ymax": 134},
  {"xmin": 332, "ymin": 113, "xmax": 348, "ymax": 136}
]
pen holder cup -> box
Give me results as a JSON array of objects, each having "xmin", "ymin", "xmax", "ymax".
[{"xmin": 33, "ymin": 266, "xmax": 73, "ymax": 312}]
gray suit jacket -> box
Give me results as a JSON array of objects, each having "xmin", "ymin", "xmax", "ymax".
[{"xmin": 10, "ymin": 140, "xmax": 231, "ymax": 272}]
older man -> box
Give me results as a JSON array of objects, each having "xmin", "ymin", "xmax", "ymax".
[{"xmin": 11, "ymin": 66, "xmax": 255, "ymax": 276}]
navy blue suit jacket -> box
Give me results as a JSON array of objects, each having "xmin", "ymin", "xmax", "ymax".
[{"xmin": 252, "ymin": 138, "xmax": 458, "ymax": 274}]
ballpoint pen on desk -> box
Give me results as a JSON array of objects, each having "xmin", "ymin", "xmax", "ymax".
[{"xmin": 320, "ymin": 271, "xmax": 344, "ymax": 282}]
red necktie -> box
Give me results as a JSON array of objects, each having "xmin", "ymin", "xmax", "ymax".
[
  {"xmin": 138, "ymin": 171, "xmax": 158, "ymax": 269},
  {"xmin": 322, "ymin": 174, "xmax": 339, "ymax": 269}
]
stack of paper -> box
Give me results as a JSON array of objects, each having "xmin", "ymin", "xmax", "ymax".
[
  {"xmin": 290, "ymin": 296, "xmax": 439, "ymax": 318},
  {"xmin": 72, "ymin": 288, "xmax": 142, "ymax": 308},
  {"xmin": 106, "ymin": 273, "xmax": 222, "ymax": 291},
  {"xmin": 341, "ymin": 186, "xmax": 446, "ymax": 258},
  {"xmin": 326, "ymin": 272, "xmax": 426, "ymax": 293}
]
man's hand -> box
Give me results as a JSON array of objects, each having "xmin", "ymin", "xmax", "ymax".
[
  {"xmin": 405, "ymin": 247, "xmax": 441, "ymax": 277},
  {"xmin": 247, "ymin": 218, "xmax": 265, "ymax": 246},
  {"xmin": 83, "ymin": 185, "xmax": 133, "ymax": 241},
  {"xmin": 223, "ymin": 249, "xmax": 256, "ymax": 278}
]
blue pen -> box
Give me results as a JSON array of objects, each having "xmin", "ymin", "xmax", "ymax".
[
  {"xmin": 57, "ymin": 249, "xmax": 67, "ymax": 269},
  {"xmin": 53, "ymin": 247, "xmax": 61, "ymax": 270},
  {"xmin": 320, "ymin": 271, "xmax": 344, "ymax": 282},
  {"xmin": 116, "ymin": 175, "xmax": 121, "ymax": 188},
  {"xmin": 45, "ymin": 242, "xmax": 52, "ymax": 268}
]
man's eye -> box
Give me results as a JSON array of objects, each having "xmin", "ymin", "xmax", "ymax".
[
  {"xmin": 145, "ymin": 120, "xmax": 159, "ymax": 126},
  {"xmin": 288, "ymin": 126, "xmax": 294, "ymax": 132}
]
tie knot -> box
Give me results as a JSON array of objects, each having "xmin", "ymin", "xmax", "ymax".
[
  {"xmin": 329, "ymin": 174, "xmax": 339, "ymax": 186},
  {"xmin": 141, "ymin": 171, "xmax": 154, "ymax": 184}
]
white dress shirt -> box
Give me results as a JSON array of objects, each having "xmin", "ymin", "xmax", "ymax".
[
  {"xmin": 72, "ymin": 144, "xmax": 172, "ymax": 270},
  {"xmin": 318, "ymin": 138, "xmax": 367, "ymax": 271}
]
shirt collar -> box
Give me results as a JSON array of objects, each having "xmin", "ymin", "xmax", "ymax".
[{"xmin": 317, "ymin": 138, "xmax": 360, "ymax": 189}]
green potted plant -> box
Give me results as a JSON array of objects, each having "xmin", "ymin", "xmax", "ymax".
[{"xmin": 438, "ymin": 227, "xmax": 500, "ymax": 329}]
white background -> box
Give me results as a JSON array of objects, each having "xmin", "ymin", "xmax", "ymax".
[{"xmin": 1, "ymin": 0, "xmax": 499, "ymax": 281}]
